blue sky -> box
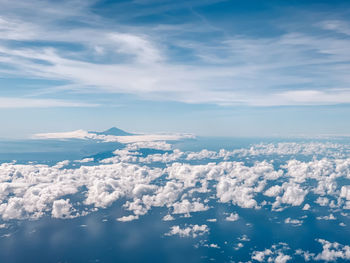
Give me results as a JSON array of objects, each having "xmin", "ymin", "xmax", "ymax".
[{"xmin": 0, "ymin": 0, "xmax": 350, "ymax": 138}]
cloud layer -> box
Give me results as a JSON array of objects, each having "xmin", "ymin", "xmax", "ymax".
[{"xmin": 1, "ymin": 137, "xmax": 350, "ymax": 261}]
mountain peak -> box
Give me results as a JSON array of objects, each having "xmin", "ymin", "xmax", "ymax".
[{"xmin": 93, "ymin": 127, "xmax": 133, "ymax": 136}]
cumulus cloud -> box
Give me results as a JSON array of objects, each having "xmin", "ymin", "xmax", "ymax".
[
  {"xmin": 252, "ymin": 249, "xmax": 273, "ymax": 262},
  {"xmin": 252, "ymin": 243, "xmax": 291, "ymax": 263},
  {"xmin": 162, "ymin": 214, "xmax": 175, "ymax": 221},
  {"xmin": 53, "ymin": 160, "xmax": 70, "ymax": 169},
  {"xmin": 1, "ymin": 144, "xmax": 349, "ymax": 222},
  {"xmin": 340, "ymin": 185, "xmax": 350, "ymax": 200},
  {"xmin": 165, "ymin": 224, "xmax": 209, "ymax": 238},
  {"xmin": 139, "ymin": 149, "xmax": 185, "ymax": 164},
  {"xmin": 315, "ymin": 197, "xmax": 330, "ymax": 206},
  {"xmin": 264, "ymin": 185, "xmax": 282, "ymax": 197},
  {"xmin": 105, "ymin": 141, "xmax": 350, "ymax": 166},
  {"xmin": 296, "ymin": 239, "xmax": 350, "ymax": 262},
  {"xmin": 208, "ymin": 243, "xmax": 220, "ymax": 248},
  {"xmin": 302, "ymin": 204, "xmax": 311, "ymax": 210},
  {"xmin": 284, "ymin": 218, "xmax": 303, "ymax": 227},
  {"xmin": 280, "ymin": 183, "xmax": 308, "ymax": 206},
  {"xmin": 225, "ymin": 212, "xmax": 239, "ymax": 222},
  {"xmin": 237, "ymin": 235, "xmax": 250, "ymax": 242},
  {"xmin": 216, "ymin": 161, "xmax": 283, "ymax": 209},
  {"xmin": 314, "ymin": 239, "xmax": 350, "ymax": 261},
  {"xmin": 74, "ymin": 157, "xmax": 94, "ymax": 163},
  {"xmin": 126, "ymin": 141, "xmax": 173, "ymax": 151},
  {"xmin": 316, "ymin": 214, "xmax": 336, "ymax": 221},
  {"xmin": 51, "ymin": 199, "xmax": 75, "ymax": 219},
  {"xmin": 116, "ymin": 215, "xmax": 139, "ymax": 222},
  {"xmin": 234, "ymin": 242, "xmax": 244, "ymax": 250},
  {"xmin": 295, "ymin": 249, "xmax": 315, "ymax": 261},
  {"xmin": 172, "ymin": 199, "xmax": 210, "ymax": 215},
  {"xmin": 0, "ymin": 161, "xmax": 162, "ymax": 220}
]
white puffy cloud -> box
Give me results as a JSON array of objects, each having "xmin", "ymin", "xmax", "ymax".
[
  {"xmin": 237, "ymin": 235, "xmax": 250, "ymax": 242},
  {"xmin": 227, "ymin": 142, "xmax": 350, "ymax": 159},
  {"xmin": 252, "ymin": 249, "xmax": 273, "ymax": 262},
  {"xmin": 315, "ymin": 197, "xmax": 329, "ymax": 206},
  {"xmin": 264, "ymin": 185, "xmax": 282, "ymax": 197},
  {"xmin": 172, "ymin": 199, "xmax": 210, "ymax": 215},
  {"xmin": 284, "ymin": 218, "xmax": 303, "ymax": 226},
  {"xmin": 252, "ymin": 243, "xmax": 291, "ymax": 263},
  {"xmin": 296, "ymin": 239, "xmax": 350, "ymax": 262},
  {"xmin": 104, "ymin": 141, "xmax": 350, "ymax": 165},
  {"xmin": 314, "ymin": 239, "xmax": 350, "ymax": 261},
  {"xmin": 316, "ymin": 214, "xmax": 336, "ymax": 221},
  {"xmin": 1, "ymin": 148, "xmax": 348, "ymax": 222},
  {"xmin": 216, "ymin": 161, "xmax": 282, "ymax": 209},
  {"xmin": 116, "ymin": 215, "xmax": 139, "ymax": 222},
  {"xmin": 280, "ymin": 183, "xmax": 308, "ymax": 206},
  {"xmin": 209, "ymin": 243, "xmax": 220, "ymax": 248},
  {"xmin": 302, "ymin": 204, "xmax": 311, "ymax": 210},
  {"xmin": 340, "ymin": 185, "xmax": 350, "ymax": 200},
  {"xmin": 295, "ymin": 249, "xmax": 315, "ymax": 261},
  {"xmin": 234, "ymin": 242, "xmax": 244, "ymax": 250},
  {"xmin": 53, "ymin": 160, "xmax": 70, "ymax": 169},
  {"xmin": 225, "ymin": 212, "xmax": 239, "ymax": 222},
  {"xmin": 0, "ymin": 161, "xmax": 162, "ymax": 220},
  {"xmin": 51, "ymin": 199, "xmax": 75, "ymax": 219},
  {"xmin": 74, "ymin": 157, "xmax": 94, "ymax": 163},
  {"xmin": 162, "ymin": 214, "xmax": 175, "ymax": 221},
  {"xmin": 165, "ymin": 224, "xmax": 209, "ymax": 238},
  {"xmin": 126, "ymin": 141, "xmax": 173, "ymax": 151},
  {"xmin": 139, "ymin": 149, "xmax": 185, "ymax": 164},
  {"xmin": 186, "ymin": 149, "xmax": 220, "ymax": 160},
  {"xmin": 275, "ymin": 253, "xmax": 292, "ymax": 263}
]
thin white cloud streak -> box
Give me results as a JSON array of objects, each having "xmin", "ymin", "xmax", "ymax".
[
  {"xmin": 0, "ymin": 97, "xmax": 98, "ymax": 108},
  {"xmin": 108, "ymin": 33, "xmax": 163, "ymax": 64},
  {"xmin": 319, "ymin": 20, "xmax": 350, "ymax": 36},
  {"xmin": 245, "ymin": 90, "xmax": 350, "ymax": 106},
  {"xmin": 0, "ymin": 1, "xmax": 350, "ymax": 106}
]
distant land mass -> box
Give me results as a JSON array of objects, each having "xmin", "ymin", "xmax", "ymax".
[{"xmin": 91, "ymin": 127, "xmax": 134, "ymax": 136}]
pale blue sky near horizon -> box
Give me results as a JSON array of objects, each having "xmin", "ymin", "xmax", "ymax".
[{"xmin": 0, "ymin": 0, "xmax": 350, "ymax": 138}]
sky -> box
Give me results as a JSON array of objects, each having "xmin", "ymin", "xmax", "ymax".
[{"xmin": 0, "ymin": 0, "xmax": 350, "ymax": 138}]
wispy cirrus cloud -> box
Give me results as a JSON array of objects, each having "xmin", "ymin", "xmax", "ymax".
[{"xmin": 0, "ymin": 0, "xmax": 350, "ymax": 106}]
